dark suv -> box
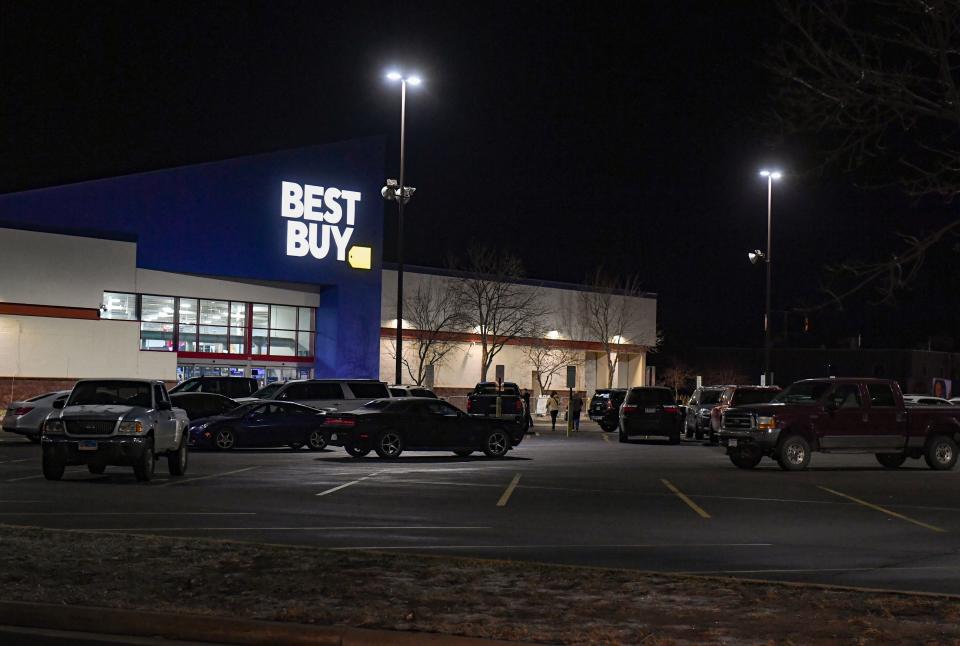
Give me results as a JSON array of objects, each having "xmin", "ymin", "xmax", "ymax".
[
  {"xmin": 618, "ymin": 387, "xmax": 682, "ymax": 444},
  {"xmin": 169, "ymin": 376, "xmax": 259, "ymax": 399},
  {"xmin": 684, "ymin": 386, "xmax": 726, "ymax": 440},
  {"xmin": 588, "ymin": 388, "xmax": 627, "ymax": 432}
]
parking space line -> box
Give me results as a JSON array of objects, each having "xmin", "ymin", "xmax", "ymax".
[
  {"xmin": 161, "ymin": 466, "xmax": 259, "ymax": 487},
  {"xmin": 602, "ymin": 434, "xmax": 611, "ymax": 444},
  {"xmin": 335, "ymin": 542, "xmax": 771, "ymax": 551},
  {"xmin": 94, "ymin": 525, "xmax": 491, "ymax": 532},
  {"xmin": 496, "ymin": 473, "xmax": 521, "ymax": 507},
  {"xmin": 819, "ymin": 486, "xmax": 946, "ymax": 533},
  {"xmin": 4, "ymin": 474, "xmax": 43, "ymax": 483},
  {"xmin": 316, "ymin": 471, "xmax": 381, "ymax": 497},
  {"xmin": 661, "ymin": 479, "xmax": 711, "ymax": 519}
]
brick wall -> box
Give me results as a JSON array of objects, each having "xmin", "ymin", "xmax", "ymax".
[{"xmin": 0, "ymin": 377, "xmax": 78, "ymax": 411}]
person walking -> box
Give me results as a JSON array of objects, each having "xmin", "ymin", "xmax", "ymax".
[
  {"xmin": 547, "ymin": 391, "xmax": 561, "ymax": 431},
  {"xmin": 570, "ymin": 392, "xmax": 583, "ymax": 431},
  {"xmin": 522, "ymin": 389, "xmax": 532, "ymax": 430}
]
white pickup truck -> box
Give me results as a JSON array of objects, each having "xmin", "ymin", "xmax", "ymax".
[{"xmin": 42, "ymin": 379, "xmax": 189, "ymax": 482}]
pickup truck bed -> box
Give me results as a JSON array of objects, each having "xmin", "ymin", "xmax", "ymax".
[
  {"xmin": 466, "ymin": 382, "xmax": 525, "ymax": 425},
  {"xmin": 718, "ymin": 378, "xmax": 960, "ymax": 471}
]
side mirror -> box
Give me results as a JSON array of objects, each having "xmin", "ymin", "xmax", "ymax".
[
  {"xmin": 53, "ymin": 399, "xmax": 65, "ymax": 409},
  {"xmin": 157, "ymin": 401, "xmax": 172, "ymax": 411}
]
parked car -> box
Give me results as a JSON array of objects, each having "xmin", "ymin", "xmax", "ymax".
[
  {"xmin": 2, "ymin": 390, "xmax": 71, "ymax": 443},
  {"xmin": 389, "ymin": 384, "xmax": 439, "ymax": 398},
  {"xmin": 466, "ymin": 382, "xmax": 525, "ymax": 425},
  {"xmin": 684, "ymin": 386, "xmax": 725, "ymax": 440},
  {"xmin": 169, "ymin": 376, "xmax": 259, "ymax": 398},
  {"xmin": 618, "ymin": 387, "xmax": 682, "ymax": 444},
  {"xmin": 588, "ymin": 388, "xmax": 627, "ymax": 432},
  {"xmin": 41, "ymin": 379, "xmax": 189, "ymax": 481},
  {"xmin": 239, "ymin": 379, "xmax": 391, "ymax": 412},
  {"xmin": 169, "ymin": 392, "xmax": 239, "ymax": 420},
  {"xmin": 719, "ymin": 378, "xmax": 960, "ymax": 471},
  {"xmin": 708, "ymin": 385, "xmax": 782, "ymax": 443},
  {"xmin": 903, "ymin": 395, "xmax": 954, "ymax": 406},
  {"xmin": 326, "ymin": 398, "xmax": 524, "ymax": 458},
  {"xmin": 188, "ymin": 400, "xmax": 328, "ymax": 451}
]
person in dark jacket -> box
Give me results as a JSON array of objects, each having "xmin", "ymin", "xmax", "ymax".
[
  {"xmin": 522, "ymin": 389, "xmax": 532, "ymax": 430},
  {"xmin": 570, "ymin": 393, "xmax": 584, "ymax": 431}
]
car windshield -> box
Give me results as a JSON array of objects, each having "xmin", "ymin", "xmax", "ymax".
[
  {"xmin": 222, "ymin": 402, "xmax": 262, "ymax": 417},
  {"xmin": 733, "ymin": 390, "xmax": 779, "ymax": 406},
  {"xmin": 170, "ymin": 379, "xmax": 201, "ymax": 393},
  {"xmin": 68, "ymin": 382, "xmax": 153, "ymax": 407},
  {"xmin": 250, "ymin": 383, "xmax": 282, "ymax": 399},
  {"xmin": 25, "ymin": 391, "xmax": 57, "ymax": 403},
  {"xmin": 773, "ymin": 382, "xmax": 831, "ymax": 404},
  {"xmin": 699, "ymin": 390, "xmax": 722, "ymax": 405}
]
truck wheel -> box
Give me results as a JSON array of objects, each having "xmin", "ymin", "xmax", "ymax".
[
  {"xmin": 167, "ymin": 438, "xmax": 188, "ymax": 476},
  {"xmin": 729, "ymin": 446, "xmax": 762, "ymax": 469},
  {"xmin": 924, "ymin": 435, "xmax": 958, "ymax": 471},
  {"xmin": 374, "ymin": 431, "xmax": 404, "ymax": 459},
  {"xmin": 876, "ymin": 453, "xmax": 906, "ymax": 469},
  {"xmin": 777, "ymin": 435, "xmax": 811, "ymax": 471},
  {"xmin": 618, "ymin": 427, "xmax": 628, "ymax": 443},
  {"xmin": 306, "ymin": 430, "xmax": 327, "ymax": 451},
  {"xmin": 601, "ymin": 423, "xmax": 617, "ymax": 433},
  {"xmin": 345, "ymin": 444, "xmax": 371, "ymax": 458},
  {"xmin": 133, "ymin": 442, "xmax": 155, "ymax": 482},
  {"xmin": 87, "ymin": 465, "xmax": 106, "ymax": 475},
  {"xmin": 213, "ymin": 428, "xmax": 236, "ymax": 451},
  {"xmin": 42, "ymin": 454, "xmax": 64, "ymax": 481},
  {"xmin": 483, "ymin": 429, "xmax": 511, "ymax": 458}
]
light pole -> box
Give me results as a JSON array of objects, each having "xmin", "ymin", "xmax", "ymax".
[
  {"xmin": 382, "ymin": 71, "xmax": 421, "ymax": 385},
  {"xmin": 757, "ymin": 169, "xmax": 781, "ymax": 385}
]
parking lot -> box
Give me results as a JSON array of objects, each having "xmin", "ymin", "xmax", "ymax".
[{"xmin": 3, "ymin": 421, "xmax": 960, "ymax": 594}]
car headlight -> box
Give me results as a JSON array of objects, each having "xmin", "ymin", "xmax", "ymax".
[
  {"xmin": 191, "ymin": 422, "xmax": 209, "ymax": 432},
  {"xmin": 756, "ymin": 415, "xmax": 777, "ymax": 431},
  {"xmin": 117, "ymin": 421, "xmax": 145, "ymax": 435},
  {"xmin": 44, "ymin": 419, "xmax": 65, "ymax": 435}
]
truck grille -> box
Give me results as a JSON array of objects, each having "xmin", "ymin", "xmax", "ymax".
[
  {"xmin": 722, "ymin": 412, "xmax": 754, "ymax": 431},
  {"xmin": 66, "ymin": 420, "xmax": 116, "ymax": 435}
]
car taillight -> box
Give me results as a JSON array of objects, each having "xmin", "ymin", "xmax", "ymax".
[
  {"xmin": 606, "ymin": 400, "xmax": 613, "ymax": 411},
  {"xmin": 13, "ymin": 407, "xmax": 33, "ymax": 416},
  {"xmin": 466, "ymin": 399, "xmax": 472, "ymax": 412},
  {"xmin": 662, "ymin": 406, "xmax": 678, "ymax": 414},
  {"xmin": 514, "ymin": 399, "xmax": 523, "ymax": 412},
  {"xmin": 324, "ymin": 416, "xmax": 356, "ymax": 427},
  {"xmin": 621, "ymin": 404, "xmax": 638, "ymax": 414}
]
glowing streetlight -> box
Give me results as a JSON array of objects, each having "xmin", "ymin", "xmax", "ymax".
[{"xmin": 756, "ymin": 169, "xmax": 782, "ymax": 385}]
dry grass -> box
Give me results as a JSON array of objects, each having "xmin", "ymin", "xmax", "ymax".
[{"xmin": 1, "ymin": 524, "xmax": 959, "ymax": 645}]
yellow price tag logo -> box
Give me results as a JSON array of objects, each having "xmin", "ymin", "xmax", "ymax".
[{"xmin": 347, "ymin": 245, "xmax": 372, "ymax": 270}]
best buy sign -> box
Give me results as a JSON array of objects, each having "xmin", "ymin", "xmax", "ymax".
[{"xmin": 281, "ymin": 181, "xmax": 371, "ymax": 269}]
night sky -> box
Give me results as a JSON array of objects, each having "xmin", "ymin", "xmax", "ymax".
[{"xmin": 2, "ymin": 1, "xmax": 957, "ymax": 353}]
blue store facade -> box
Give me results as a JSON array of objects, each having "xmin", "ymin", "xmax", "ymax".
[{"xmin": 0, "ymin": 137, "xmax": 385, "ymax": 381}]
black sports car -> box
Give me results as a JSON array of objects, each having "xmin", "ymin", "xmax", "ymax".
[
  {"xmin": 170, "ymin": 392, "xmax": 239, "ymax": 421},
  {"xmin": 188, "ymin": 401, "xmax": 328, "ymax": 451},
  {"xmin": 326, "ymin": 398, "xmax": 524, "ymax": 458}
]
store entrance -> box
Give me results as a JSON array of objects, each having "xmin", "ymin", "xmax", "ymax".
[
  {"xmin": 251, "ymin": 366, "xmax": 313, "ymax": 385},
  {"xmin": 177, "ymin": 361, "xmax": 313, "ymax": 387},
  {"xmin": 177, "ymin": 364, "xmax": 247, "ymax": 381}
]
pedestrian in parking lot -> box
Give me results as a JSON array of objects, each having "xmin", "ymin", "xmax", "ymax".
[
  {"xmin": 571, "ymin": 392, "xmax": 583, "ymax": 431},
  {"xmin": 522, "ymin": 389, "xmax": 532, "ymax": 429},
  {"xmin": 547, "ymin": 391, "xmax": 561, "ymax": 431}
]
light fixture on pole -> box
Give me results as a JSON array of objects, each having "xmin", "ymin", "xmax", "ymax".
[
  {"xmin": 383, "ymin": 70, "xmax": 421, "ymax": 385},
  {"xmin": 756, "ymin": 169, "xmax": 782, "ymax": 385}
]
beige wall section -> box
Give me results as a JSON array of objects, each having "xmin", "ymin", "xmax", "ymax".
[
  {"xmin": 0, "ymin": 316, "xmax": 176, "ymax": 380},
  {"xmin": 134, "ymin": 270, "xmax": 320, "ymax": 307},
  {"xmin": 0, "ymin": 228, "xmax": 136, "ymax": 308}
]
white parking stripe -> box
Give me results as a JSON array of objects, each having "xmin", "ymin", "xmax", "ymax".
[
  {"xmin": 0, "ymin": 512, "xmax": 257, "ymax": 516},
  {"xmin": 88, "ymin": 526, "xmax": 491, "ymax": 532},
  {"xmin": 316, "ymin": 471, "xmax": 382, "ymax": 496},
  {"xmin": 334, "ymin": 542, "xmax": 773, "ymax": 551},
  {"xmin": 160, "ymin": 466, "xmax": 259, "ymax": 487},
  {"xmin": 4, "ymin": 474, "xmax": 42, "ymax": 482}
]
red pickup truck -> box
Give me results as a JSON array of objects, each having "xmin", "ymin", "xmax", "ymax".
[{"xmin": 717, "ymin": 378, "xmax": 960, "ymax": 471}]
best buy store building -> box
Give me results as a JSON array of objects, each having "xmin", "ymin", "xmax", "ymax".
[{"xmin": 0, "ymin": 139, "xmax": 386, "ymax": 400}]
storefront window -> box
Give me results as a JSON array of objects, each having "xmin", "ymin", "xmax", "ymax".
[
  {"xmin": 230, "ymin": 303, "xmax": 246, "ymax": 353},
  {"xmin": 298, "ymin": 307, "xmax": 314, "ymax": 331},
  {"xmin": 178, "ymin": 324, "xmax": 197, "ymax": 352},
  {"xmin": 140, "ymin": 322, "xmax": 174, "ymax": 351},
  {"xmin": 251, "ymin": 328, "xmax": 269, "ymax": 354},
  {"xmin": 178, "ymin": 298, "xmax": 198, "ymax": 324},
  {"xmin": 102, "ymin": 292, "xmax": 137, "ymax": 320},
  {"xmin": 141, "ymin": 295, "xmax": 175, "ymax": 323},
  {"xmin": 297, "ymin": 332, "xmax": 313, "ymax": 356},
  {"xmin": 140, "ymin": 295, "xmax": 174, "ymax": 351},
  {"xmin": 252, "ymin": 304, "xmax": 269, "ymax": 328},
  {"xmin": 270, "ymin": 305, "xmax": 297, "ymax": 330},
  {"xmin": 269, "ymin": 329, "xmax": 297, "ymax": 356},
  {"xmin": 199, "ymin": 325, "xmax": 228, "ymax": 353}
]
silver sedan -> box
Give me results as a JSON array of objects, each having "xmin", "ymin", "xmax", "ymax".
[{"xmin": 2, "ymin": 390, "xmax": 71, "ymax": 443}]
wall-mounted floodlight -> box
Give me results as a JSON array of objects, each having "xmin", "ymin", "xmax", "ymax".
[{"xmin": 748, "ymin": 249, "xmax": 766, "ymax": 264}]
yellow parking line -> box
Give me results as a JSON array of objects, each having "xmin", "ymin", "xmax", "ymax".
[
  {"xmin": 661, "ymin": 479, "xmax": 711, "ymax": 519},
  {"xmin": 602, "ymin": 434, "xmax": 611, "ymax": 444},
  {"xmin": 819, "ymin": 486, "xmax": 945, "ymax": 533},
  {"xmin": 496, "ymin": 474, "xmax": 521, "ymax": 507}
]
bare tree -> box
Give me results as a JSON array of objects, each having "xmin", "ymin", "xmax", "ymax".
[
  {"xmin": 661, "ymin": 361, "xmax": 695, "ymax": 399},
  {"xmin": 387, "ymin": 278, "xmax": 465, "ymax": 386},
  {"xmin": 454, "ymin": 246, "xmax": 547, "ymax": 381},
  {"xmin": 525, "ymin": 341, "xmax": 579, "ymax": 394},
  {"xmin": 770, "ymin": 0, "xmax": 960, "ymax": 307},
  {"xmin": 705, "ymin": 365, "xmax": 749, "ymax": 386},
  {"xmin": 578, "ymin": 268, "xmax": 647, "ymax": 388}
]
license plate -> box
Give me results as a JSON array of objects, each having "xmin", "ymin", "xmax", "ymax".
[
  {"xmin": 644, "ymin": 408, "xmax": 656, "ymax": 414},
  {"xmin": 78, "ymin": 440, "xmax": 98, "ymax": 451},
  {"xmin": 728, "ymin": 438, "xmax": 738, "ymax": 448},
  {"xmin": 330, "ymin": 433, "xmax": 338, "ymax": 441}
]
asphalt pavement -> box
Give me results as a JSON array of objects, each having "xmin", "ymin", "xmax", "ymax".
[{"xmin": 3, "ymin": 420, "xmax": 960, "ymax": 594}]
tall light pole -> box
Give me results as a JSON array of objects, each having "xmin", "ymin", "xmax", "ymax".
[
  {"xmin": 383, "ymin": 71, "xmax": 420, "ymax": 385},
  {"xmin": 758, "ymin": 169, "xmax": 781, "ymax": 385}
]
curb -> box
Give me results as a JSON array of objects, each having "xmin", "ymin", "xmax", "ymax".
[{"xmin": 0, "ymin": 600, "xmax": 528, "ymax": 646}]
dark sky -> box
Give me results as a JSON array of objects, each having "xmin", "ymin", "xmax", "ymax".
[{"xmin": 2, "ymin": 1, "xmax": 956, "ymax": 352}]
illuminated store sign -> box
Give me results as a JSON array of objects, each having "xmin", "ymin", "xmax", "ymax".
[{"xmin": 281, "ymin": 181, "xmax": 371, "ymax": 268}]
